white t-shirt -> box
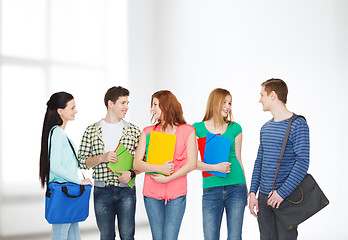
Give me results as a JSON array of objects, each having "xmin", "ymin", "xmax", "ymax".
[{"xmin": 102, "ymin": 119, "xmax": 124, "ymax": 153}]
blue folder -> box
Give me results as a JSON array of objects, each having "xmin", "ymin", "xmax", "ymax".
[{"xmin": 203, "ymin": 132, "xmax": 232, "ymax": 178}]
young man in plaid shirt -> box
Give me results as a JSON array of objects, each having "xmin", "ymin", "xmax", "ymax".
[{"xmin": 78, "ymin": 86, "xmax": 141, "ymax": 240}]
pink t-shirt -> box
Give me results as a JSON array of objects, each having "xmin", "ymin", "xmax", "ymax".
[{"xmin": 142, "ymin": 124, "xmax": 195, "ymax": 203}]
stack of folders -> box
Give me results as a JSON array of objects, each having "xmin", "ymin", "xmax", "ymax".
[
  {"xmin": 197, "ymin": 132, "xmax": 231, "ymax": 178},
  {"xmin": 146, "ymin": 131, "xmax": 177, "ymax": 175},
  {"xmin": 108, "ymin": 142, "xmax": 135, "ymax": 188}
]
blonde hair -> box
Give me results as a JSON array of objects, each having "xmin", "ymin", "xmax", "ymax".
[{"xmin": 202, "ymin": 88, "xmax": 234, "ymax": 128}]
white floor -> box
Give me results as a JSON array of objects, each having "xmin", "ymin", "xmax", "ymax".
[
  {"xmin": 2, "ymin": 225, "xmax": 152, "ymax": 240},
  {"xmin": 1, "ymin": 215, "xmax": 338, "ymax": 240}
]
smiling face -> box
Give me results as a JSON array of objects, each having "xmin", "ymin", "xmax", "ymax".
[
  {"xmin": 259, "ymin": 86, "xmax": 273, "ymax": 111},
  {"xmin": 109, "ymin": 96, "xmax": 129, "ymax": 119},
  {"xmin": 58, "ymin": 99, "xmax": 77, "ymax": 122},
  {"xmin": 221, "ymin": 95, "xmax": 232, "ymax": 118},
  {"xmin": 151, "ymin": 97, "xmax": 162, "ymax": 121}
]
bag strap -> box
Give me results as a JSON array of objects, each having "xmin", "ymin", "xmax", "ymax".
[
  {"xmin": 62, "ymin": 185, "xmax": 86, "ymax": 198},
  {"xmin": 46, "ymin": 126, "xmax": 57, "ymax": 187},
  {"xmin": 66, "ymin": 137, "xmax": 85, "ymax": 179},
  {"xmin": 46, "ymin": 126, "xmax": 85, "ymax": 187},
  {"xmin": 271, "ymin": 114, "xmax": 306, "ymax": 190}
]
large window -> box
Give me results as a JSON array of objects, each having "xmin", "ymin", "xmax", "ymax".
[{"xmin": 0, "ymin": 0, "xmax": 128, "ymax": 193}]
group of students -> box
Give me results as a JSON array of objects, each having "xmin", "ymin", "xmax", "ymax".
[{"xmin": 39, "ymin": 78, "xmax": 310, "ymax": 240}]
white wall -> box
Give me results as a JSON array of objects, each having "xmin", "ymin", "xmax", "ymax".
[
  {"xmin": 0, "ymin": 0, "xmax": 347, "ymax": 238},
  {"xmin": 0, "ymin": 0, "xmax": 131, "ymax": 237},
  {"xmin": 128, "ymin": 0, "xmax": 348, "ymax": 239}
]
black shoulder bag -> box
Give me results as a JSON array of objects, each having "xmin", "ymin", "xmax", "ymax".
[{"xmin": 272, "ymin": 114, "xmax": 329, "ymax": 230}]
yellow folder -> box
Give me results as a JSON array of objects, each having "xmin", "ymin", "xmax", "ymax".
[{"xmin": 146, "ymin": 131, "xmax": 176, "ymax": 175}]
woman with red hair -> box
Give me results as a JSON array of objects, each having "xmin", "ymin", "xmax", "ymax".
[{"xmin": 133, "ymin": 90, "xmax": 197, "ymax": 240}]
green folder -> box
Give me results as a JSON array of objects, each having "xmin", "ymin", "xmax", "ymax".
[
  {"xmin": 145, "ymin": 134, "xmax": 153, "ymax": 174},
  {"xmin": 108, "ymin": 142, "xmax": 135, "ymax": 188}
]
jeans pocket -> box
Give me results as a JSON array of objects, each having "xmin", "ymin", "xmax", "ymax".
[
  {"xmin": 125, "ymin": 186, "xmax": 136, "ymax": 194},
  {"xmin": 203, "ymin": 187, "xmax": 221, "ymax": 202},
  {"xmin": 232, "ymin": 184, "xmax": 247, "ymax": 188},
  {"xmin": 203, "ymin": 187, "xmax": 214, "ymax": 192},
  {"xmin": 93, "ymin": 186, "xmax": 103, "ymax": 196}
]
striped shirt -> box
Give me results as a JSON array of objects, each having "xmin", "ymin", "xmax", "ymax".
[{"xmin": 250, "ymin": 115, "xmax": 310, "ymax": 199}]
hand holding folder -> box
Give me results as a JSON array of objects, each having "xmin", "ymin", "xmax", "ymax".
[
  {"xmin": 202, "ymin": 132, "xmax": 232, "ymax": 178},
  {"xmin": 146, "ymin": 131, "xmax": 176, "ymax": 175},
  {"xmin": 108, "ymin": 142, "xmax": 135, "ymax": 188}
]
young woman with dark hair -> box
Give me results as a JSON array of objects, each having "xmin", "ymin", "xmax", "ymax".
[
  {"xmin": 39, "ymin": 92, "xmax": 92, "ymax": 240},
  {"xmin": 133, "ymin": 90, "xmax": 197, "ymax": 240}
]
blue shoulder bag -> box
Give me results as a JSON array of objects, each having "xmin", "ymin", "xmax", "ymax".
[{"xmin": 45, "ymin": 126, "xmax": 92, "ymax": 224}]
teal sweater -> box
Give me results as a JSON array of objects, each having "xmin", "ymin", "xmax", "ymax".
[{"xmin": 48, "ymin": 126, "xmax": 81, "ymax": 184}]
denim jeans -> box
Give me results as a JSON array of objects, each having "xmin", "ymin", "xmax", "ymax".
[
  {"xmin": 257, "ymin": 193, "xmax": 298, "ymax": 240},
  {"xmin": 52, "ymin": 223, "xmax": 81, "ymax": 240},
  {"xmin": 144, "ymin": 195, "xmax": 186, "ymax": 240},
  {"xmin": 94, "ymin": 186, "xmax": 136, "ymax": 240},
  {"xmin": 202, "ymin": 184, "xmax": 247, "ymax": 240}
]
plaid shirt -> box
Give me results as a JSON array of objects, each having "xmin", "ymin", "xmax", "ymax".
[{"xmin": 78, "ymin": 119, "xmax": 141, "ymax": 186}]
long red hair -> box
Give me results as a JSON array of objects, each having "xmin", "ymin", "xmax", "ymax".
[{"xmin": 151, "ymin": 90, "xmax": 186, "ymax": 131}]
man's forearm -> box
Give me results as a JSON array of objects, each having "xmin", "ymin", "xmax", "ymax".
[{"xmin": 86, "ymin": 155, "xmax": 103, "ymax": 168}]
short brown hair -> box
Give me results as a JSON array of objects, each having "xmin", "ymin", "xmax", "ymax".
[
  {"xmin": 151, "ymin": 90, "xmax": 186, "ymax": 131},
  {"xmin": 261, "ymin": 78, "xmax": 288, "ymax": 104},
  {"xmin": 203, "ymin": 88, "xmax": 233, "ymax": 127},
  {"xmin": 104, "ymin": 86, "xmax": 129, "ymax": 108}
]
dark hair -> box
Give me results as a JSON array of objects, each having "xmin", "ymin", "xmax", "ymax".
[
  {"xmin": 39, "ymin": 92, "xmax": 74, "ymax": 188},
  {"xmin": 151, "ymin": 90, "xmax": 186, "ymax": 131},
  {"xmin": 261, "ymin": 78, "xmax": 288, "ymax": 104},
  {"xmin": 104, "ymin": 86, "xmax": 130, "ymax": 109}
]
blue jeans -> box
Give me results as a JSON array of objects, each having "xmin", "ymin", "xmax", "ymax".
[
  {"xmin": 144, "ymin": 195, "xmax": 186, "ymax": 240},
  {"xmin": 94, "ymin": 186, "xmax": 136, "ymax": 240},
  {"xmin": 52, "ymin": 223, "xmax": 81, "ymax": 240},
  {"xmin": 257, "ymin": 193, "xmax": 298, "ymax": 240},
  {"xmin": 202, "ymin": 184, "xmax": 247, "ymax": 240}
]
